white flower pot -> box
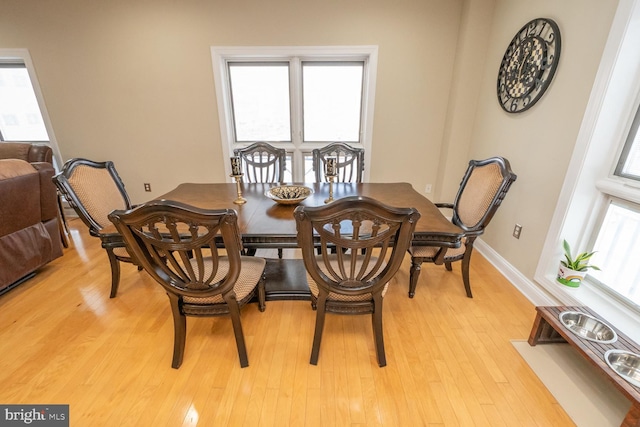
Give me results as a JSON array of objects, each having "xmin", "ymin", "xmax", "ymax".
[{"xmin": 557, "ymin": 263, "xmax": 587, "ymax": 288}]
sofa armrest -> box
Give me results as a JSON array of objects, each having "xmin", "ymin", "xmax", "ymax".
[
  {"xmin": 29, "ymin": 144, "xmax": 53, "ymax": 163},
  {"xmin": 0, "ymin": 142, "xmax": 53, "ymax": 164}
]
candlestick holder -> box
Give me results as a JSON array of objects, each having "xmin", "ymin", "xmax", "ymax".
[
  {"xmin": 230, "ymin": 174, "xmax": 247, "ymax": 204},
  {"xmin": 324, "ymin": 174, "xmax": 337, "ymax": 204}
]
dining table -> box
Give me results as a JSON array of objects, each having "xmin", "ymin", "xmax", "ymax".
[{"xmin": 101, "ymin": 182, "xmax": 464, "ymax": 300}]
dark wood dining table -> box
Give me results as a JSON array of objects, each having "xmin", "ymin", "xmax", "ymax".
[{"xmin": 102, "ymin": 182, "xmax": 464, "ymax": 300}]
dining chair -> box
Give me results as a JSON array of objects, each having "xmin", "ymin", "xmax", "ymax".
[
  {"xmin": 234, "ymin": 142, "xmax": 286, "ymax": 184},
  {"xmin": 53, "ymin": 158, "xmax": 138, "ymax": 298},
  {"xmin": 234, "ymin": 142, "xmax": 287, "ymax": 258},
  {"xmin": 408, "ymin": 157, "xmax": 517, "ymax": 299},
  {"xmin": 312, "ymin": 142, "xmax": 364, "ymax": 183},
  {"xmin": 294, "ymin": 196, "xmax": 420, "ymax": 367},
  {"xmin": 108, "ymin": 200, "xmax": 266, "ymax": 369}
]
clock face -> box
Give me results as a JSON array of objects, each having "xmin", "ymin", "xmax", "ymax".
[{"xmin": 497, "ymin": 18, "xmax": 561, "ymax": 113}]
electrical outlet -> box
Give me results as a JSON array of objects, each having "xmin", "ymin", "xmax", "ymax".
[
  {"xmin": 424, "ymin": 184, "xmax": 432, "ymax": 194},
  {"xmin": 144, "ymin": 183, "xmax": 151, "ymax": 192},
  {"xmin": 513, "ymin": 224, "xmax": 522, "ymax": 239}
]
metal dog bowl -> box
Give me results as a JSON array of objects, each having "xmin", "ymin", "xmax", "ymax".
[
  {"xmin": 558, "ymin": 311, "xmax": 617, "ymax": 344},
  {"xmin": 605, "ymin": 349, "xmax": 640, "ymax": 389}
]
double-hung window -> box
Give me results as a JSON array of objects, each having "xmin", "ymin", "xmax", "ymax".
[
  {"xmin": 589, "ymin": 103, "xmax": 640, "ymax": 307},
  {"xmin": 211, "ymin": 46, "xmax": 377, "ymax": 183}
]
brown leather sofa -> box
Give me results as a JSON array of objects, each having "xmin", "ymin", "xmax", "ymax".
[{"xmin": 0, "ymin": 148, "xmax": 63, "ymax": 294}]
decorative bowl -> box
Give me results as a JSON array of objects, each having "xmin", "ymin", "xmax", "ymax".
[
  {"xmin": 265, "ymin": 185, "xmax": 313, "ymax": 205},
  {"xmin": 604, "ymin": 349, "xmax": 640, "ymax": 388},
  {"xmin": 558, "ymin": 311, "xmax": 618, "ymax": 344}
]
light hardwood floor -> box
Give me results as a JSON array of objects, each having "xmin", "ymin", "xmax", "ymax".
[{"xmin": 0, "ymin": 218, "xmax": 574, "ymax": 426}]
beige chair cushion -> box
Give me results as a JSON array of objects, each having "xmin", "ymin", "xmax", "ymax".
[
  {"xmin": 183, "ymin": 256, "xmax": 265, "ymax": 304},
  {"xmin": 306, "ymin": 254, "xmax": 389, "ymax": 302},
  {"xmin": 409, "ymin": 240, "xmax": 466, "ymax": 259},
  {"xmin": 112, "ymin": 247, "xmax": 131, "ymax": 258}
]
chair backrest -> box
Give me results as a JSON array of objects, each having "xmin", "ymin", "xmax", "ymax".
[
  {"xmin": 312, "ymin": 142, "xmax": 364, "ymax": 183},
  {"xmin": 53, "ymin": 158, "xmax": 132, "ymax": 235},
  {"xmin": 234, "ymin": 142, "xmax": 286, "ymax": 183},
  {"xmin": 294, "ymin": 196, "xmax": 419, "ymax": 297},
  {"xmin": 108, "ymin": 200, "xmax": 243, "ymax": 299},
  {"xmin": 452, "ymin": 157, "xmax": 517, "ymax": 233}
]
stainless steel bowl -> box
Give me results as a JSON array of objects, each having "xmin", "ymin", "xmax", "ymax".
[
  {"xmin": 265, "ymin": 185, "xmax": 313, "ymax": 205},
  {"xmin": 558, "ymin": 311, "xmax": 618, "ymax": 344},
  {"xmin": 605, "ymin": 349, "xmax": 640, "ymax": 389}
]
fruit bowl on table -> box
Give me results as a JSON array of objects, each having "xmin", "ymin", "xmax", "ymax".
[{"xmin": 265, "ymin": 185, "xmax": 313, "ymax": 205}]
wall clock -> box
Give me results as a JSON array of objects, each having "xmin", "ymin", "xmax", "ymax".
[{"xmin": 497, "ymin": 18, "xmax": 561, "ymax": 113}]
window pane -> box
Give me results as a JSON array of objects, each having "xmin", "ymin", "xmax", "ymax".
[
  {"xmin": 591, "ymin": 201, "xmax": 640, "ymax": 305},
  {"xmin": 228, "ymin": 63, "xmax": 291, "ymax": 142},
  {"xmin": 303, "ymin": 154, "xmax": 314, "ymax": 182},
  {"xmin": 303, "ymin": 62, "xmax": 363, "ymax": 142},
  {"xmin": 616, "ymin": 104, "xmax": 640, "ymax": 179},
  {"xmin": 620, "ymin": 132, "xmax": 640, "ymax": 177},
  {"xmin": 0, "ymin": 66, "xmax": 49, "ymax": 141}
]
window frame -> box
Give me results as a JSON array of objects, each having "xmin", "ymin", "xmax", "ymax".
[
  {"xmin": 211, "ymin": 46, "xmax": 377, "ymax": 182},
  {"xmin": 0, "ymin": 49, "xmax": 62, "ymax": 169}
]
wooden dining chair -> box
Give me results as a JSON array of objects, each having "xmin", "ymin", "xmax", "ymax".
[
  {"xmin": 234, "ymin": 142, "xmax": 286, "ymax": 184},
  {"xmin": 109, "ymin": 200, "xmax": 266, "ymax": 369},
  {"xmin": 295, "ymin": 196, "xmax": 420, "ymax": 367},
  {"xmin": 312, "ymin": 142, "xmax": 364, "ymax": 183},
  {"xmin": 53, "ymin": 158, "xmax": 138, "ymax": 298},
  {"xmin": 234, "ymin": 142, "xmax": 287, "ymax": 258},
  {"xmin": 408, "ymin": 157, "xmax": 517, "ymax": 298}
]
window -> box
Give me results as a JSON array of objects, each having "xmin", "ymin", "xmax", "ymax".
[
  {"xmin": 0, "ymin": 62, "xmax": 49, "ymax": 141},
  {"xmin": 212, "ymin": 46, "xmax": 377, "ymax": 183},
  {"xmin": 0, "ymin": 49, "xmax": 61, "ymax": 169}
]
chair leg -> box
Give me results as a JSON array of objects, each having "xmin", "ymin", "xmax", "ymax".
[
  {"xmin": 106, "ymin": 248, "xmax": 121, "ymax": 298},
  {"xmin": 445, "ymin": 261, "xmax": 453, "ymax": 271},
  {"xmin": 310, "ymin": 294, "xmax": 328, "ymax": 365},
  {"xmin": 372, "ymin": 293, "xmax": 386, "ymax": 367},
  {"xmin": 226, "ymin": 294, "xmax": 249, "ymax": 368},
  {"xmin": 167, "ymin": 293, "xmax": 186, "ymax": 369},
  {"xmin": 258, "ymin": 274, "xmax": 266, "ymax": 312},
  {"xmin": 461, "ymin": 249, "xmax": 473, "ymax": 298},
  {"xmin": 409, "ymin": 257, "xmax": 423, "ymax": 298}
]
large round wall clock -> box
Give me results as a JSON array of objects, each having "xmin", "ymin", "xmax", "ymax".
[{"xmin": 497, "ymin": 17, "xmax": 561, "ymax": 113}]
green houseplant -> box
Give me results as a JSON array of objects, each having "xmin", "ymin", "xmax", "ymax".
[{"xmin": 557, "ymin": 239, "xmax": 600, "ymax": 287}]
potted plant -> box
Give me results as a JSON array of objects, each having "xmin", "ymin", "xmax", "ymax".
[{"xmin": 557, "ymin": 239, "xmax": 600, "ymax": 287}]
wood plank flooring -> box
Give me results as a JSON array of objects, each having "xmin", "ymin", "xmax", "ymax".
[{"xmin": 0, "ymin": 219, "xmax": 575, "ymax": 426}]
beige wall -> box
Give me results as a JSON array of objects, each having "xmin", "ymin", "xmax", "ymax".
[
  {"xmin": 0, "ymin": 0, "xmax": 463, "ymax": 202},
  {"xmin": 0, "ymin": 0, "xmax": 621, "ymax": 285},
  {"xmin": 456, "ymin": 0, "xmax": 618, "ymax": 279}
]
